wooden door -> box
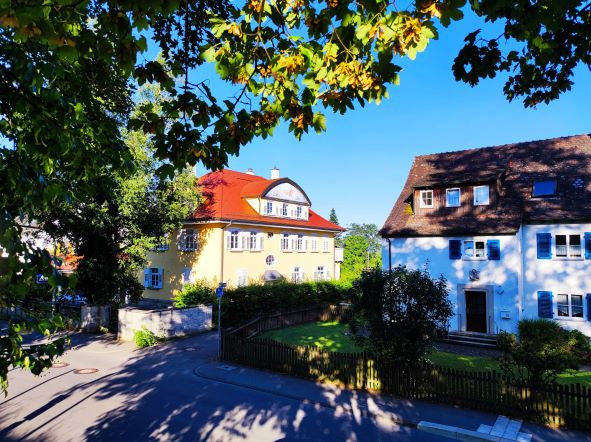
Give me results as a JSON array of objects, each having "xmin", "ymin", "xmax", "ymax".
[{"xmin": 465, "ymin": 290, "xmax": 487, "ymax": 333}]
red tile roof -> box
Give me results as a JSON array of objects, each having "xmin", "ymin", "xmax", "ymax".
[
  {"xmin": 192, "ymin": 170, "xmax": 345, "ymax": 232},
  {"xmin": 381, "ymin": 134, "xmax": 591, "ymax": 237}
]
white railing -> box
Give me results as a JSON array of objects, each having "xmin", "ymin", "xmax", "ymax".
[
  {"xmin": 556, "ymin": 245, "xmax": 567, "ymax": 257},
  {"xmin": 569, "ymin": 244, "xmax": 582, "ymax": 257}
]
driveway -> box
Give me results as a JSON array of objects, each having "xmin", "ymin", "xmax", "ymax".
[{"xmin": 0, "ymin": 332, "xmax": 588, "ymax": 441}]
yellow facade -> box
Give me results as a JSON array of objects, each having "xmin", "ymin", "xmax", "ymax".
[{"xmin": 141, "ymin": 222, "xmax": 339, "ymax": 301}]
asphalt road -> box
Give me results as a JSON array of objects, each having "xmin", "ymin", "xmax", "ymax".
[{"xmin": 0, "ymin": 332, "xmax": 450, "ymax": 441}]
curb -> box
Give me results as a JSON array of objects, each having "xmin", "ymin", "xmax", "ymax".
[{"xmin": 193, "ymin": 363, "xmax": 419, "ymax": 429}]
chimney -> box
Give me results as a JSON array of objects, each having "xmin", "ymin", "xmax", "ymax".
[
  {"xmin": 271, "ymin": 167, "xmax": 280, "ymax": 179},
  {"xmin": 246, "ymin": 168, "xmax": 255, "ymax": 175}
]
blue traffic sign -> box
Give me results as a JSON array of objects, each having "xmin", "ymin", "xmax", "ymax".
[{"xmin": 216, "ymin": 287, "xmax": 224, "ymax": 298}]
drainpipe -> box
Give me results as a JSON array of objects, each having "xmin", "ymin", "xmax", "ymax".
[
  {"xmin": 387, "ymin": 238, "xmax": 392, "ymax": 273},
  {"xmin": 220, "ymin": 220, "xmax": 233, "ymax": 284}
]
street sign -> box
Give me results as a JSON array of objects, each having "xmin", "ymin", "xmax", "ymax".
[
  {"xmin": 218, "ymin": 282, "xmax": 227, "ymax": 288},
  {"xmin": 216, "ymin": 287, "xmax": 224, "ymax": 298}
]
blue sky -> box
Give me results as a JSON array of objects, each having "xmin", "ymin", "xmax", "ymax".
[{"xmin": 199, "ymin": 12, "xmax": 591, "ymax": 228}]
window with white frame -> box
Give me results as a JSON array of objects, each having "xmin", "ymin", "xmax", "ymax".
[
  {"xmin": 228, "ymin": 230, "xmax": 240, "ymax": 250},
  {"xmin": 296, "ymin": 206, "xmax": 302, "ymax": 218},
  {"xmin": 181, "ymin": 267, "xmax": 192, "ymax": 284},
  {"xmin": 419, "ymin": 190, "xmax": 434, "ymax": 208},
  {"xmin": 555, "ymin": 234, "xmax": 582, "ymax": 258},
  {"xmin": 237, "ymin": 270, "xmax": 248, "ymax": 287},
  {"xmin": 557, "ymin": 294, "xmax": 583, "ymax": 318},
  {"xmin": 323, "ymin": 237, "xmax": 329, "ymax": 252},
  {"xmin": 265, "ymin": 201, "xmax": 273, "ymax": 214},
  {"xmin": 314, "ymin": 266, "xmax": 326, "ymax": 281},
  {"xmin": 282, "ymin": 203, "xmax": 288, "ymax": 216},
  {"xmin": 464, "ymin": 240, "xmax": 486, "ymax": 259},
  {"xmin": 179, "ymin": 228, "xmax": 197, "ymax": 251},
  {"xmin": 156, "ymin": 233, "xmax": 169, "ymax": 251},
  {"xmin": 473, "ymin": 185, "xmax": 490, "ymax": 206},
  {"xmin": 292, "ymin": 266, "xmax": 303, "ymax": 283},
  {"xmin": 296, "ymin": 234, "xmax": 304, "ymax": 251},
  {"xmin": 248, "ymin": 231, "xmax": 258, "ymax": 250},
  {"xmin": 281, "ymin": 234, "xmax": 290, "ymax": 251},
  {"xmin": 311, "ymin": 237, "xmax": 318, "ymax": 252},
  {"xmin": 446, "ymin": 188, "xmax": 461, "ymax": 207},
  {"xmin": 266, "ymin": 255, "xmax": 275, "ymax": 266}
]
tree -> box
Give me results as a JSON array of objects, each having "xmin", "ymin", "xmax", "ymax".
[
  {"xmin": 1, "ymin": 0, "xmax": 588, "ymax": 392},
  {"xmin": 498, "ymin": 319, "xmax": 591, "ymax": 388},
  {"xmin": 329, "ymin": 208, "xmax": 343, "ymax": 248},
  {"xmin": 352, "ymin": 267, "xmax": 453, "ymax": 366},
  {"xmin": 341, "ymin": 223, "xmax": 381, "ymax": 282}
]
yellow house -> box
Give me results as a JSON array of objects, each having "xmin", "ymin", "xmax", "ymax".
[{"xmin": 141, "ymin": 168, "xmax": 345, "ymax": 302}]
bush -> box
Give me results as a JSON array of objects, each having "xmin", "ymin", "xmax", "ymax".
[
  {"xmin": 173, "ymin": 279, "xmax": 215, "ymax": 308},
  {"xmin": 498, "ymin": 319, "xmax": 588, "ymax": 387},
  {"xmin": 134, "ymin": 327, "xmax": 159, "ymax": 348}
]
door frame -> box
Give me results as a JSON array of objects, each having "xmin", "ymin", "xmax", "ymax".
[{"xmin": 457, "ymin": 284, "xmax": 494, "ymax": 334}]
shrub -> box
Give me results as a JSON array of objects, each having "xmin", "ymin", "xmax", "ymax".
[
  {"xmin": 498, "ymin": 319, "xmax": 588, "ymax": 387},
  {"xmin": 173, "ymin": 280, "xmax": 215, "ymax": 308},
  {"xmin": 134, "ymin": 327, "xmax": 159, "ymax": 348}
]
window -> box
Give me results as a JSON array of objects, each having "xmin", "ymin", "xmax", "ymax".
[
  {"xmin": 181, "ymin": 267, "xmax": 192, "ymax": 284},
  {"xmin": 314, "ymin": 266, "xmax": 325, "ymax": 281},
  {"xmin": 144, "ymin": 267, "xmax": 163, "ymax": 289},
  {"xmin": 237, "ymin": 270, "xmax": 248, "ymax": 287},
  {"xmin": 532, "ymin": 180, "xmax": 557, "ymax": 197},
  {"xmin": 282, "ymin": 203, "xmax": 288, "ymax": 216},
  {"xmin": 311, "ymin": 237, "xmax": 318, "ymax": 252},
  {"xmin": 295, "ymin": 234, "xmax": 304, "ymax": 251},
  {"xmin": 323, "ymin": 237, "xmax": 330, "ymax": 252},
  {"xmin": 464, "ymin": 240, "xmax": 486, "ymax": 259},
  {"xmin": 179, "ymin": 229, "xmax": 197, "ymax": 251},
  {"xmin": 265, "ymin": 201, "xmax": 273, "ymax": 214},
  {"xmin": 228, "ymin": 231, "xmax": 239, "ymax": 250},
  {"xmin": 156, "ymin": 233, "xmax": 169, "ymax": 251},
  {"xmin": 555, "ymin": 234, "xmax": 582, "ymax": 258},
  {"xmin": 292, "ymin": 267, "xmax": 303, "ymax": 283},
  {"xmin": 267, "ymin": 232, "xmax": 274, "ymax": 239},
  {"xmin": 281, "ymin": 234, "xmax": 290, "ymax": 251},
  {"xmin": 557, "ymin": 294, "xmax": 584, "ymax": 318},
  {"xmin": 419, "ymin": 190, "xmax": 434, "ymax": 208},
  {"xmin": 265, "ymin": 255, "xmax": 275, "ymax": 266},
  {"xmin": 446, "ymin": 188, "xmax": 461, "ymax": 207},
  {"xmin": 473, "ymin": 185, "xmax": 490, "ymax": 206},
  {"xmin": 249, "ymin": 231, "xmax": 258, "ymax": 250},
  {"xmin": 296, "ymin": 206, "xmax": 302, "ymax": 218}
]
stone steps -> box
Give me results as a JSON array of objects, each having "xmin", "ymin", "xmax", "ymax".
[{"xmin": 440, "ymin": 332, "xmax": 498, "ymax": 349}]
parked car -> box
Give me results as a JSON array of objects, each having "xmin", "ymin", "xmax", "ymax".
[{"xmin": 55, "ymin": 293, "xmax": 88, "ymax": 309}]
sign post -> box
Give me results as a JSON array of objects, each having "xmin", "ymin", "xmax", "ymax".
[{"xmin": 216, "ymin": 283, "xmax": 226, "ymax": 359}]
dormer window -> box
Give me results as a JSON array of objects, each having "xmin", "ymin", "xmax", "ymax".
[
  {"xmin": 532, "ymin": 180, "xmax": 557, "ymax": 197},
  {"xmin": 265, "ymin": 201, "xmax": 273, "ymax": 214},
  {"xmin": 296, "ymin": 206, "xmax": 302, "ymax": 218},
  {"xmin": 419, "ymin": 190, "xmax": 433, "ymax": 208},
  {"xmin": 473, "ymin": 185, "xmax": 490, "ymax": 206},
  {"xmin": 446, "ymin": 188, "xmax": 461, "ymax": 207},
  {"xmin": 282, "ymin": 203, "xmax": 288, "ymax": 216}
]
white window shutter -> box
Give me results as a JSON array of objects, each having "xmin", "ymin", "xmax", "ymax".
[
  {"xmin": 177, "ymin": 229, "xmax": 185, "ymax": 250},
  {"xmin": 157, "ymin": 268, "xmax": 163, "ymax": 288},
  {"xmin": 259, "ymin": 234, "xmax": 264, "ymax": 250},
  {"xmin": 144, "ymin": 269, "xmax": 150, "ymax": 288},
  {"xmin": 326, "ymin": 269, "xmax": 330, "ymax": 280}
]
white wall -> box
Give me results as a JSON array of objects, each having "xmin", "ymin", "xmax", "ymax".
[
  {"xmin": 522, "ymin": 224, "xmax": 591, "ymax": 336},
  {"xmin": 382, "ymin": 233, "xmax": 522, "ymax": 334}
]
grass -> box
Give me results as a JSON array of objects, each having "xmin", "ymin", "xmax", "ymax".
[{"xmin": 260, "ymin": 321, "xmax": 591, "ymax": 387}]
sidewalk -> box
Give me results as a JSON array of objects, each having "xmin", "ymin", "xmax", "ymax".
[{"xmin": 195, "ymin": 361, "xmax": 591, "ymax": 442}]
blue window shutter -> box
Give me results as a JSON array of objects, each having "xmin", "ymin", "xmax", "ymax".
[
  {"xmin": 587, "ymin": 294, "xmax": 591, "ymax": 321},
  {"xmin": 536, "ymin": 233, "xmax": 552, "ymax": 259},
  {"xmin": 487, "ymin": 240, "xmax": 501, "ymax": 260},
  {"xmin": 585, "ymin": 233, "xmax": 591, "ymax": 259},
  {"xmin": 449, "ymin": 240, "xmax": 462, "ymax": 260},
  {"xmin": 538, "ymin": 291, "xmax": 553, "ymax": 318}
]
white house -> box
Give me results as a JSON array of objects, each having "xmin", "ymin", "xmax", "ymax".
[{"xmin": 380, "ymin": 134, "xmax": 591, "ymax": 337}]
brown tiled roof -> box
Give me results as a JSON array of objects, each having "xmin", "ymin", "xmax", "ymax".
[{"xmin": 380, "ymin": 134, "xmax": 591, "ymax": 237}]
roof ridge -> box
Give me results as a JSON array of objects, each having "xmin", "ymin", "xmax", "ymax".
[{"xmin": 414, "ymin": 133, "xmax": 591, "ymax": 160}]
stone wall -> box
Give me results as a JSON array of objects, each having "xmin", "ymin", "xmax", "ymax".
[
  {"xmin": 118, "ymin": 304, "xmax": 212, "ymax": 342},
  {"xmin": 81, "ymin": 305, "xmax": 111, "ymax": 333}
]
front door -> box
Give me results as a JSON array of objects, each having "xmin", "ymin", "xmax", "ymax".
[{"xmin": 465, "ymin": 290, "xmax": 487, "ymax": 333}]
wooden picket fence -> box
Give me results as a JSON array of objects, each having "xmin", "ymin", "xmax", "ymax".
[{"xmin": 222, "ymin": 334, "xmax": 591, "ymax": 431}]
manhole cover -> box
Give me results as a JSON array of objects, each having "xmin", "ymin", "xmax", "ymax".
[
  {"xmin": 74, "ymin": 368, "xmax": 99, "ymax": 375},
  {"xmin": 184, "ymin": 346, "xmax": 200, "ymax": 352},
  {"xmin": 217, "ymin": 364, "xmax": 237, "ymax": 372},
  {"xmin": 52, "ymin": 362, "xmax": 69, "ymax": 368}
]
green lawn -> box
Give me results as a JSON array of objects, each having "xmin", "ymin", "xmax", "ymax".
[{"xmin": 260, "ymin": 321, "xmax": 591, "ymax": 387}]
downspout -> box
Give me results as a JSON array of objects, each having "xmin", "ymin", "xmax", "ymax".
[
  {"xmin": 387, "ymin": 238, "xmax": 392, "ymax": 273},
  {"xmin": 220, "ymin": 220, "xmax": 233, "ymax": 284}
]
